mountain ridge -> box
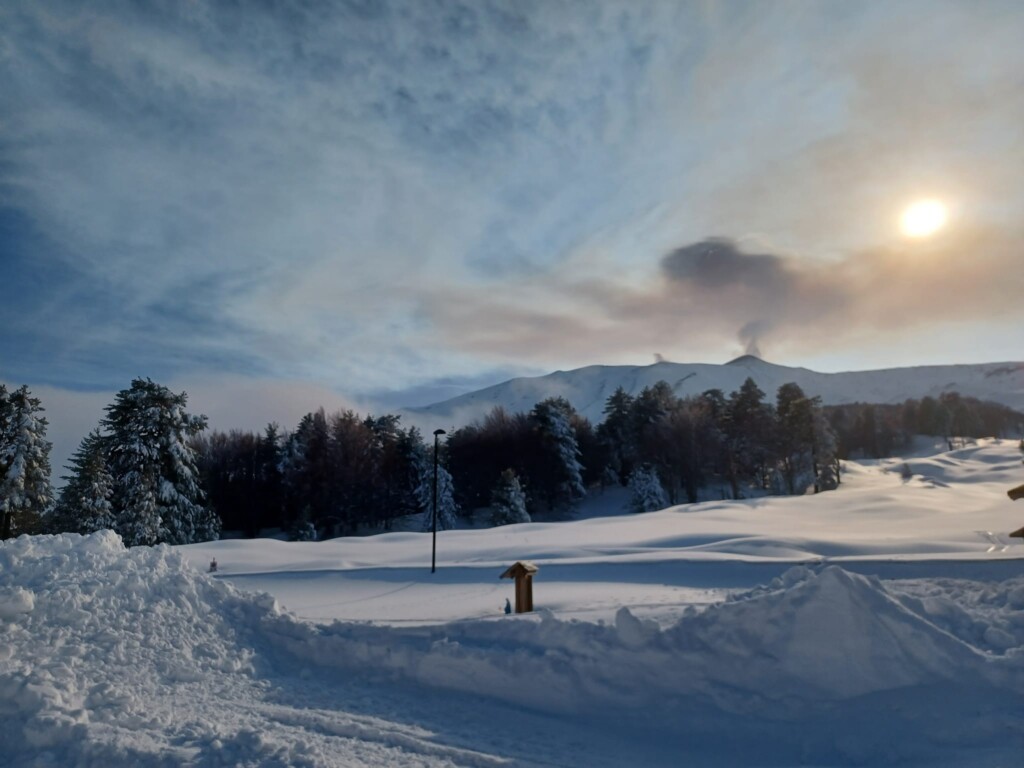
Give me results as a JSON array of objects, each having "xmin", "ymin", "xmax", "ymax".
[{"xmin": 405, "ymin": 359, "xmax": 1024, "ymax": 428}]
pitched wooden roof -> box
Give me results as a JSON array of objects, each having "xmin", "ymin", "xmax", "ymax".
[
  {"xmin": 1008, "ymin": 483, "xmax": 1024, "ymax": 502},
  {"xmin": 500, "ymin": 561, "xmax": 538, "ymax": 579}
]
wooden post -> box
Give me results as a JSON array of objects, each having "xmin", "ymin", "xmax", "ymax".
[
  {"xmin": 500, "ymin": 561, "xmax": 539, "ymax": 614},
  {"xmin": 1009, "ymin": 484, "xmax": 1024, "ymax": 540}
]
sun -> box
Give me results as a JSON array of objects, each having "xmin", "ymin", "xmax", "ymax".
[{"xmin": 900, "ymin": 199, "xmax": 948, "ymax": 238}]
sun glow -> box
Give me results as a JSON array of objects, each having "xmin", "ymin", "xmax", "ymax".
[{"xmin": 900, "ymin": 199, "xmax": 948, "ymax": 238}]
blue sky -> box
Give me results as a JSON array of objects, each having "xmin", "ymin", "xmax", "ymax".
[{"xmin": 2, "ymin": 0, "xmax": 1024, "ymax": 465}]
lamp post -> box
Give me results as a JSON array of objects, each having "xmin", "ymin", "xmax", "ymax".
[{"xmin": 431, "ymin": 428, "xmax": 446, "ymax": 574}]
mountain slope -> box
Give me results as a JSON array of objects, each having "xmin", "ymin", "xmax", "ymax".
[{"xmin": 407, "ymin": 357, "xmax": 1024, "ymax": 427}]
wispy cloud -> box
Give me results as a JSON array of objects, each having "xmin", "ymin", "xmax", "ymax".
[
  {"xmin": 1, "ymin": 0, "xmax": 701, "ymax": 391},
  {"xmin": 1, "ymin": 0, "xmax": 1022, "ymax": 404},
  {"xmin": 423, "ymin": 225, "xmax": 1024, "ymax": 368}
]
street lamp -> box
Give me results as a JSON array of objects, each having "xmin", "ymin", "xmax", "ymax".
[{"xmin": 431, "ymin": 428, "xmax": 446, "ymax": 574}]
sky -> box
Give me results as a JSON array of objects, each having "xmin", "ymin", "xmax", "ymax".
[{"xmin": 2, "ymin": 0, "xmax": 1024, "ymax": 470}]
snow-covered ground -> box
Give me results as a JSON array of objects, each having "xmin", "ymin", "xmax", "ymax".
[{"xmin": 3, "ymin": 439, "xmax": 1024, "ymax": 766}]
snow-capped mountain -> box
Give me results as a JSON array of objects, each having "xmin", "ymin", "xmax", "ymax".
[{"xmin": 408, "ymin": 357, "xmax": 1024, "ymax": 427}]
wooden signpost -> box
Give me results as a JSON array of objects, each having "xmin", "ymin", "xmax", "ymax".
[
  {"xmin": 1010, "ymin": 483, "xmax": 1024, "ymax": 540},
  {"xmin": 500, "ymin": 561, "xmax": 538, "ymax": 614}
]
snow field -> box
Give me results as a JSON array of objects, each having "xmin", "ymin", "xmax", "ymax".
[
  {"xmin": 4, "ymin": 534, "xmax": 1024, "ymax": 765},
  {"xmin": 3, "ymin": 439, "xmax": 1024, "ymax": 766}
]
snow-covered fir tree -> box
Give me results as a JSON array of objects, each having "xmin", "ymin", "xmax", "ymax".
[
  {"xmin": 530, "ymin": 397, "xmax": 586, "ymax": 508},
  {"xmin": 52, "ymin": 429, "xmax": 116, "ymax": 534},
  {"xmin": 281, "ymin": 409, "xmax": 332, "ymax": 525},
  {"xmin": 0, "ymin": 384, "xmax": 10, "ymax": 537},
  {"xmin": 628, "ymin": 465, "xmax": 668, "ymax": 513},
  {"xmin": 490, "ymin": 468, "xmax": 530, "ymax": 526},
  {"xmin": 0, "ymin": 385, "xmax": 53, "ymax": 538},
  {"xmin": 391, "ymin": 425, "xmax": 426, "ymax": 524},
  {"xmin": 598, "ymin": 386, "xmax": 636, "ymax": 484},
  {"xmin": 287, "ymin": 507, "xmax": 318, "ymax": 541},
  {"xmin": 103, "ymin": 378, "xmax": 219, "ymax": 546},
  {"xmin": 600, "ymin": 464, "xmax": 620, "ymax": 491},
  {"xmin": 812, "ymin": 408, "xmax": 840, "ymax": 492},
  {"xmin": 417, "ymin": 460, "xmax": 459, "ymax": 532}
]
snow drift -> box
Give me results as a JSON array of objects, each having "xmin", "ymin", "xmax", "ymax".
[
  {"xmin": 3, "ymin": 532, "xmax": 1024, "ymax": 765},
  {"xmin": 0, "ymin": 531, "xmax": 279, "ymax": 766},
  {"xmin": 272, "ymin": 565, "xmax": 1024, "ymax": 718}
]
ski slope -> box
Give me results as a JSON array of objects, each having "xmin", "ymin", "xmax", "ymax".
[{"xmin": 3, "ymin": 439, "xmax": 1024, "ymax": 766}]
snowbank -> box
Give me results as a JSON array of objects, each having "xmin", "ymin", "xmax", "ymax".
[
  {"xmin": 0, "ymin": 531, "xmax": 281, "ymax": 766},
  {"xmin": 270, "ymin": 564, "xmax": 1024, "ymax": 718},
  {"xmin": 0, "ymin": 586, "xmax": 34, "ymax": 619},
  {"xmin": 3, "ymin": 532, "xmax": 1024, "ymax": 765}
]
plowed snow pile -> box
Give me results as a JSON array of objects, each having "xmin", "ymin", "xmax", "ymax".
[
  {"xmin": 3, "ymin": 531, "xmax": 1024, "ymax": 766},
  {"xmin": 0, "ymin": 532, "xmax": 520, "ymax": 767},
  {"xmin": 0, "ymin": 532, "xmax": 276, "ymax": 766}
]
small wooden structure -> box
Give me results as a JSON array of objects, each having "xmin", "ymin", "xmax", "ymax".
[
  {"xmin": 500, "ymin": 561, "xmax": 538, "ymax": 614},
  {"xmin": 1009, "ymin": 483, "xmax": 1024, "ymax": 539}
]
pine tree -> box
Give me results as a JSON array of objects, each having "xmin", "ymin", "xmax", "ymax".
[
  {"xmin": 723, "ymin": 378, "xmax": 773, "ymax": 498},
  {"xmin": 812, "ymin": 408, "xmax": 840, "ymax": 492},
  {"xmin": 257, "ymin": 423, "xmax": 285, "ymax": 531},
  {"xmin": 628, "ymin": 465, "xmax": 668, "ymax": 513},
  {"xmin": 632, "ymin": 382, "xmax": 676, "ymax": 431},
  {"xmin": 490, "ymin": 469, "xmax": 530, "ymax": 526},
  {"xmin": 386, "ymin": 426, "xmax": 426, "ymax": 527},
  {"xmin": 0, "ymin": 385, "xmax": 53, "ymax": 538},
  {"xmin": 530, "ymin": 397, "xmax": 586, "ymax": 509},
  {"xmin": 0, "ymin": 384, "xmax": 9, "ymax": 537},
  {"xmin": 283, "ymin": 409, "xmax": 332, "ymax": 527},
  {"xmin": 417, "ymin": 460, "xmax": 459, "ymax": 532},
  {"xmin": 775, "ymin": 383, "xmax": 816, "ymax": 494},
  {"xmin": 288, "ymin": 506, "xmax": 318, "ymax": 541},
  {"xmin": 103, "ymin": 378, "xmax": 218, "ymax": 546},
  {"xmin": 598, "ymin": 387, "xmax": 636, "ymax": 484},
  {"xmin": 362, "ymin": 414, "xmax": 416, "ymax": 530},
  {"xmin": 52, "ymin": 429, "xmax": 116, "ymax": 534}
]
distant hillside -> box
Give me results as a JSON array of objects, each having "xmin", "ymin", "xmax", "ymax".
[{"xmin": 406, "ymin": 357, "xmax": 1024, "ymax": 428}]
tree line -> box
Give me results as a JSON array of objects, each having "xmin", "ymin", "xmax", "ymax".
[
  {"xmin": 826, "ymin": 392, "xmax": 1024, "ymax": 459},
  {"xmin": 190, "ymin": 410, "xmax": 430, "ymax": 539},
  {"xmin": 3, "ymin": 377, "xmax": 1022, "ymax": 543},
  {"xmin": 448, "ymin": 379, "xmax": 841, "ymax": 517},
  {"xmin": 1, "ymin": 379, "xmax": 217, "ymax": 545}
]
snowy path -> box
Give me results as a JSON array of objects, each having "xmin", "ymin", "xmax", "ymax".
[
  {"xmin": 216, "ymin": 563, "xmax": 734, "ymax": 625},
  {"xmin": 212, "ymin": 558, "xmax": 1024, "ymax": 626}
]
